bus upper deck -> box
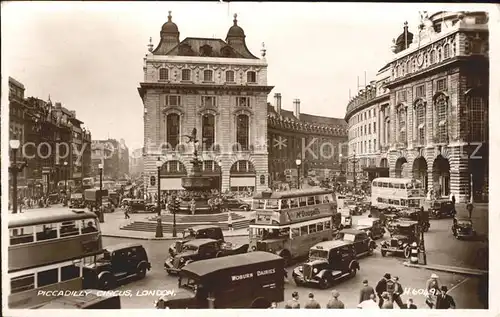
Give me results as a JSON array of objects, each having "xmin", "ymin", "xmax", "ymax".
[{"xmin": 371, "ymin": 177, "xmax": 425, "ymax": 209}]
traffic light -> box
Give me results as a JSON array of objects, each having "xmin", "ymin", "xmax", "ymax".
[
  {"xmin": 150, "ymin": 176, "xmax": 156, "ymax": 186},
  {"xmin": 173, "ymin": 197, "xmax": 180, "ymax": 214}
]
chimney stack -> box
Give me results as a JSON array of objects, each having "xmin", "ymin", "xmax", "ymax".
[
  {"xmin": 274, "ymin": 93, "xmax": 282, "ymax": 114},
  {"xmin": 293, "ymin": 99, "xmax": 300, "ymax": 120}
]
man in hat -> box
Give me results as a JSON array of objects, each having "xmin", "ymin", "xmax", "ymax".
[
  {"xmin": 425, "ymin": 273, "xmax": 441, "ymax": 308},
  {"xmin": 304, "ymin": 292, "xmax": 321, "ymax": 308},
  {"xmin": 284, "ymin": 291, "xmax": 300, "ymax": 308},
  {"xmin": 435, "ymin": 286, "xmax": 456, "ymax": 309},
  {"xmin": 375, "ymin": 273, "xmax": 391, "ymax": 308},
  {"xmin": 392, "ymin": 276, "xmax": 405, "ymax": 308},
  {"xmin": 326, "ymin": 290, "xmax": 345, "ymax": 309},
  {"xmin": 357, "ymin": 294, "xmax": 378, "ymax": 309},
  {"xmin": 359, "ymin": 279, "xmax": 376, "ymax": 303}
]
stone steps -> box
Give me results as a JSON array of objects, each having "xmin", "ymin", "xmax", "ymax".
[
  {"xmin": 120, "ymin": 219, "xmax": 250, "ymax": 233},
  {"xmin": 146, "ymin": 212, "xmax": 245, "ymax": 223}
]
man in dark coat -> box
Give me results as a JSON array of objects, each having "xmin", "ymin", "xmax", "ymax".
[
  {"xmin": 304, "ymin": 292, "xmax": 321, "ymax": 308},
  {"xmin": 375, "ymin": 273, "xmax": 391, "ymax": 308},
  {"xmin": 359, "ymin": 279, "xmax": 376, "ymax": 303},
  {"xmin": 284, "ymin": 291, "xmax": 300, "ymax": 309},
  {"xmin": 435, "ymin": 286, "xmax": 456, "ymax": 309}
]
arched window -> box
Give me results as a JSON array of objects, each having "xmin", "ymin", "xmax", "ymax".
[
  {"xmin": 236, "ymin": 114, "xmax": 249, "ymax": 150},
  {"xmin": 397, "ymin": 105, "xmax": 407, "ymax": 144},
  {"xmin": 166, "ymin": 113, "xmax": 180, "ymax": 148},
  {"xmin": 406, "ymin": 60, "xmax": 412, "ymax": 74},
  {"xmin": 430, "ymin": 50, "xmax": 436, "ymax": 64},
  {"xmin": 415, "ymin": 101, "xmax": 426, "ymax": 145},
  {"xmin": 202, "ymin": 114, "xmax": 215, "ymax": 149},
  {"xmin": 435, "ymin": 94, "xmax": 448, "ymax": 143},
  {"xmin": 203, "ymin": 70, "xmax": 213, "ymax": 82},
  {"xmin": 443, "ymin": 44, "xmax": 450, "ymax": 59},
  {"xmin": 225, "ymin": 70, "xmax": 235, "ymax": 83},
  {"xmin": 247, "ymin": 71, "xmax": 256, "ymax": 83},
  {"xmin": 181, "ymin": 69, "xmax": 191, "ymax": 81},
  {"xmin": 470, "ymin": 96, "xmax": 486, "ymax": 142},
  {"xmin": 159, "ymin": 68, "xmax": 169, "ymax": 81}
]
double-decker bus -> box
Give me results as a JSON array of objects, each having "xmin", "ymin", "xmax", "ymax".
[
  {"xmin": 248, "ymin": 188, "xmax": 337, "ymax": 264},
  {"xmin": 371, "ymin": 177, "xmax": 426, "ymax": 210},
  {"xmin": 8, "ymin": 209, "xmax": 103, "ymax": 309}
]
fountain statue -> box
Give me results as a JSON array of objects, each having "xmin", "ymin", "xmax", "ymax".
[{"xmin": 178, "ymin": 128, "xmax": 220, "ymax": 214}]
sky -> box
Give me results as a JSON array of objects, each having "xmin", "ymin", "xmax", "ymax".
[{"xmin": 2, "ymin": 1, "xmax": 494, "ymax": 151}]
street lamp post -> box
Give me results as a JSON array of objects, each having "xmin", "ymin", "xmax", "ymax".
[
  {"xmin": 218, "ymin": 160, "xmax": 223, "ymax": 213},
  {"xmin": 155, "ymin": 158, "xmax": 163, "ymax": 238},
  {"xmin": 64, "ymin": 161, "xmax": 68, "ymax": 193},
  {"xmin": 98, "ymin": 163, "xmax": 104, "ymax": 222},
  {"xmin": 349, "ymin": 150, "xmax": 359, "ymax": 189},
  {"xmin": 418, "ymin": 207, "xmax": 427, "ymax": 265},
  {"xmin": 295, "ymin": 158, "xmax": 302, "ymax": 189},
  {"xmin": 9, "ymin": 139, "xmax": 26, "ymax": 214}
]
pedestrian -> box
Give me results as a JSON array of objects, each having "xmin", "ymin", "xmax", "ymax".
[
  {"xmin": 326, "ymin": 290, "xmax": 345, "ymax": 309},
  {"xmin": 392, "ymin": 276, "xmax": 405, "ymax": 308},
  {"xmin": 405, "ymin": 298, "xmax": 417, "ymax": 309},
  {"xmin": 375, "ymin": 273, "xmax": 391, "ymax": 308},
  {"xmin": 304, "ymin": 292, "xmax": 321, "ymax": 308},
  {"xmin": 467, "ymin": 203, "xmax": 474, "ymax": 219},
  {"xmin": 451, "ymin": 194, "xmax": 456, "ymax": 206},
  {"xmin": 381, "ymin": 292, "xmax": 393, "ymax": 309},
  {"xmin": 284, "ymin": 291, "xmax": 300, "ymax": 308},
  {"xmin": 359, "ymin": 279, "xmax": 376, "ymax": 303},
  {"xmin": 435, "ymin": 286, "xmax": 456, "ymax": 309},
  {"xmin": 228, "ymin": 212, "xmax": 233, "ymax": 231},
  {"xmin": 124, "ymin": 206, "xmax": 131, "ymax": 219},
  {"xmin": 425, "ymin": 273, "xmax": 441, "ymax": 308},
  {"xmin": 357, "ymin": 294, "xmax": 378, "ymax": 309}
]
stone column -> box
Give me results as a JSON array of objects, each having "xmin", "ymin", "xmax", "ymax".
[{"xmin": 449, "ymin": 146, "xmax": 470, "ymax": 203}]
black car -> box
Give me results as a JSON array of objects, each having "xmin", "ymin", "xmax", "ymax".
[
  {"xmin": 168, "ymin": 225, "xmax": 225, "ymax": 257},
  {"xmin": 292, "ymin": 241, "xmax": 360, "ymax": 289},
  {"xmin": 380, "ymin": 221, "xmax": 419, "ymax": 258},
  {"xmin": 398, "ymin": 208, "xmax": 430, "ymax": 232},
  {"xmin": 426, "ymin": 199, "xmax": 455, "ymax": 219},
  {"xmin": 451, "ymin": 216, "xmax": 476, "ymax": 239},
  {"xmin": 336, "ymin": 229, "xmax": 376, "ymax": 257},
  {"xmin": 354, "ymin": 218, "xmax": 385, "ymax": 240},
  {"xmin": 83, "ymin": 243, "xmax": 151, "ymax": 290},
  {"xmin": 165, "ymin": 239, "xmax": 249, "ymax": 275},
  {"xmin": 225, "ymin": 198, "xmax": 251, "ymax": 211},
  {"xmin": 128, "ymin": 199, "xmax": 147, "ymax": 212}
]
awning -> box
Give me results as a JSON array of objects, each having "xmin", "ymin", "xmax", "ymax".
[
  {"xmin": 230, "ymin": 177, "xmax": 256, "ymax": 187},
  {"xmin": 439, "ymin": 119, "xmax": 446, "ymax": 126},
  {"xmin": 418, "ymin": 123, "xmax": 425, "ymax": 129},
  {"xmin": 160, "ymin": 178, "xmax": 184, "ymax": 190}
]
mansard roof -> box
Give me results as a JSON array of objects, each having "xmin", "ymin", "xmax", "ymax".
[{"xmin": 155, "ymin": 37, "xmax": 258, "ymax": 59}]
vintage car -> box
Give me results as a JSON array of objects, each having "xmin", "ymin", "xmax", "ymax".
[
  {"xmin": 336, "ymin": 229, "xmax": 376, "ymax": 257},
  {"xmin": 425, "ymin": 199, "xmax": 455, "ymax": 219},
  {"xmin": 225, "ymin": 198, "xmax": 251, "ymax": 211},
  {"xmin": 164, "ymin": 239, "xmax": 249, "ymax": 275},
  {"xmin": 128, "ymin": 199, "xmax": 147, "ymax": 212},
  {"xmin": 354, "ymin": 218, "xmax": 385, "ymax": 240},
  {"xmin": 69, "ymin": 193, "xmax": 85, "ymax": 209},
  {"xmin": 292, "ymin": 241, "xmax": 360, "ymax": 289},
  {"xmin": 380, "ymin": 221, "xmax": 419, "ymax": 258},
  {"xmin": 451, "ymin": 216, "xmax": 476, "ymax": 239},
  {"xmin": 398, "ymin": 208, "xmax": 430, "ymax": 232},
  {"xmin": 168, "ymin": 225, "xmax": 224, "ymax": 257},
  {"xmin": 82, "ymin": 243, "xmax": 151, "ymax": 290}
]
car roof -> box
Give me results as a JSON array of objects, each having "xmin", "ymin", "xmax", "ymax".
[
  {"xmin": 311, "ymin": 240, "xmax": 352, "ymax": 250},
  {"xmin": 9, "ymin": 209, "xmax": 97, "ymax": 228},
  {"xmin": 182, "ymin": 252, "xmax": 282, "ymax": 277},
  {"xmin": 184, "ymin": 238, "xmax": 218, "ymax": 247},
  {"xmin": 396, "ymin": 220, "xmax": 418, "ymax": 227},
  {"xmin": 339, "ymin": 229, "xmax": 365, "ymax": 235},
  {"xmin": 105, "ymin": 242, "xmax": 144, "ymax": 253},
  {"xmin": 188, "ymin": 225, "xmax": 221, "ymax": 231}
]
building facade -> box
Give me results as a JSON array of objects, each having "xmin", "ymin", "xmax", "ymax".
[
  {"xmin": 8, "ymin": 77, "xmax": 92, "ymax": 197},
  {"xmin": 129, "ymin": 148, "xmax": 144, "ymax": 179},
  {"xmin": 345, "ymin": 11, "xmax": 489, "ymax": 203},
  {"xmin": 268, "ymin": 93, "xmax": 348, "ymax": 188},
  {"xmin": 139, "ymin": 13, "xmax": 273, "ymax": 194},
  {"xmin": 91, "ymin": 139, "xmax": 129, "ymax": 179}
]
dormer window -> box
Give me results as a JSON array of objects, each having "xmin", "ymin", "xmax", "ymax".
[
  {"xmin": 247, "ymin": 71, "xmax": 256, "ymax": 83},
  {"xmin": 181, "ymin": 69, "xmax": 191, "ymax": 81},
  {"xmin": 159, "ymin": 68, "xmax": 169, "ymax": 81},
  {"xmin": 225, "ymin": 70, "xmax": 235, "ymax": 83},
  {"xmin": 200, "ymin": 45, "xmax": 213, "ymax": 57},
  {"xmin": 203, "ymin": 70, "xmax": 214, "ymax": 82}
]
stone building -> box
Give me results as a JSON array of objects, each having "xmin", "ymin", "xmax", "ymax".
[
  {"xmin": 344, "ymin": 11, "xmax": 489, "ymax": 203},
  {"xmin": 91, "ymin": 139, "xmax": 129, "ymax": 179},
  {"xmin": 138, "ymin": 12, "xmax": 273, "ymax": 194},
  {"xmin": 268, "ymin": 93, "xmax": 348, "ymax": 187}
]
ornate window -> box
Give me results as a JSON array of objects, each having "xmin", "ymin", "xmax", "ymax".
[
  {"xmin": 225, "ymin": 70, "xmax": 235, "ymax": 83},
  {"xmin": 202, "ymin": 114, "xmax": 215, "ymax": 149},
  {"xmin": 159, "ymin": 68, "xmax": 169, "ymax": 81},
  {"xmin": 436, "ymin": 78, "xmax": 447, "ymax": 91},
  {"xmin": 470, "ymin": 96, "xmax": 486, "ymax": 142},
  {"xmin": 236, "ymin": 114, "xmax": 249, "ymax": 150},
  {"xmin": 406, "ymin": 60, "xmax": 412, "ymax": 74},
  {"xmin": 236, "ymin": 96, "xmax": 250, "ymax": 108},
  {"xmin": 373, "ymin": 122, "xmax": 376, "ymax": 133},
  {"xmin": 415, "ymin": 100, "xmax": 426, "ymax": 145},
  {"xmin": 166, "ymin": 113, "xmax": 180, "ymax": 148},
  {"xmin": 435, "ymin": 94, "xmax": 448, "ymax": 143},
  {"xmin": 166, "ymin": 95, "xmax": 181, "ymax": 107},
  {"xmin": 397, "ymin": 90, "xmax": 407, "ymax": 102},
  {"xmin": 247, "ymin": 71, "xmax": 256, "ymax": 83},
  {"xmin": 397, "ymin": 105, "xmax": 407, "ymax": 144},
  {"xmin": 201, "ymin": 96, "xmax": 216, "ymax": 108},
  {"xmin": 415, "ymin": 84, "xmax": 426, "ymax": 98},
  {"xmin": 430, "ymin": 50, "xmax": 436, "ymax": 64},
  {"xmin": 443, "ymin": 44, "xmax": 450, "ymax": 59},
  {"xmin": 200, "ymin": 45, "xmax": 213, "ymax": 57},
  {"xmin": 181, "ymin": 69, "xmax": 191, "ymax": 81},
  {"xmin": 203, "ymin": 70, "xmax": 213, "ymax": 82}
]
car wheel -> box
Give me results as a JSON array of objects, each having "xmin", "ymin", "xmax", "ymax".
[
  {"xmin": 368, "ymin": 245, "xmax": 374, "ymax": 255},
  {"xmin": 349, "ymin": 267, "xmax": 357, "ymax": 277},
  {"xmin": 319, "ymin": 278, "xmax": 330, "ymax": 289},
  {"xmin": 99, "ymin": 274, "xmax": 116, "ymax": 290},
  {"xmin": 137, "ymin": 266, "xmax": 147, "ymax": 279},
  {"xmin": 381, "ymin": 250, "xmax": 387, "ymax": 257},
  {"xmin": 404, "ymin": 247, "xmax": 411, "ymax": 258},
  {"xmin": 216, "ymin": 251, "xmax": 223, "ymax": 258}
]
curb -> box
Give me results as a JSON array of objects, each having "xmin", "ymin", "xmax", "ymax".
[
  {"xmin": 402, "ymin": 261, "xmax": 488, "ymax": 276},
  {"xmin": 102, "ymin": 233, "xmax": 249, "ymax": 241}
]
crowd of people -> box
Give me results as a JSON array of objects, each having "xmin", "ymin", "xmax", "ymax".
[{"xmin": 279, "ymin": 272, "xmax": 456, "ymax": 309}]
